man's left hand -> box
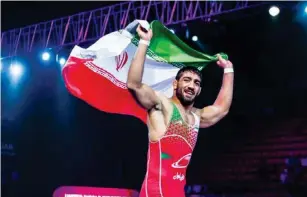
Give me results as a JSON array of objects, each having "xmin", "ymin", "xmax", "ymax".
[{"xmin": 217, "ymin": 54, "xmax": 233, "ymax": 68}]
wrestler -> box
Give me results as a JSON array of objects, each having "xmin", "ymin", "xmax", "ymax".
[{"xmin": 127, "ymin": 25, "xmax": 234, "ymax": 197}]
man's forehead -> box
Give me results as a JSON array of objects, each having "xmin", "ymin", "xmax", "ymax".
[{"xmin": 181, "ymin": 71, "xmax": 200, "ymax": 79}]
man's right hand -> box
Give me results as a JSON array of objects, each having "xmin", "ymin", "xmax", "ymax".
[{"xmin": 136, "ymin": 25, "xmax": 153, "ymax": 41}]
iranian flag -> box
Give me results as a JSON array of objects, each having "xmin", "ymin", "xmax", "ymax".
[{"xmin": 62, "ymin": 20, "xmax": 227, "ymax": 123}]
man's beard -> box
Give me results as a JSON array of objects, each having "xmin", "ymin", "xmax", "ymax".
[{"xmin": 176, "ymin": 88, "xmax": 196, "ymax": 106}]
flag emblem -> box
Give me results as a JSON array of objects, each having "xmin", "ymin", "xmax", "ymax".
[{"xmin": 115, "ymin": 51, "xmax": 128, "ymax": 71}]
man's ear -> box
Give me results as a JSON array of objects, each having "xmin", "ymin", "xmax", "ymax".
[{"xmin": 173, "ymin": 80, "xmax": 178, "ymax": 90}]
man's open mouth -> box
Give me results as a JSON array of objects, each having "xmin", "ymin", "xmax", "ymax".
[{"xmin": 184, "ymin": 90, "xmax": 194, "ymax": 95}]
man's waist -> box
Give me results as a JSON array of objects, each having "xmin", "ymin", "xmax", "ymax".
[{"xmin": 147, "ymin": 165, "xmax": 187, "ymax": 178}]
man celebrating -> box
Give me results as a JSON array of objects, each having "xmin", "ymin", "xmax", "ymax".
[{"xmin": 127, "ymin": 25, "xmax": 234, "ymax": 197}]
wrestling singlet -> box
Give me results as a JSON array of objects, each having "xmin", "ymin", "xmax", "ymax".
[{"xmin": 140, "ymin": 102, "xmax": 200, "ymax": 197}]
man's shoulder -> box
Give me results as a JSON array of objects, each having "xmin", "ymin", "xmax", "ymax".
[
  {"xmin": 149, "ymin": 91, "xmax": 172, "ymax": 112},
  {"xmin": 192, "ymin": 107, "xmax": 201, "ymax": 116}
]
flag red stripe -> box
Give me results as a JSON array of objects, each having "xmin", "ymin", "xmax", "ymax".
[{"xmin": 62, "ymin": 56, "xmax": 147, "ymax": 123}]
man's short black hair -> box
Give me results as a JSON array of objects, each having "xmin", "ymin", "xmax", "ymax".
[{"xmin": 175, "ymin": 66, "xmax": 202, "ymax": 83}]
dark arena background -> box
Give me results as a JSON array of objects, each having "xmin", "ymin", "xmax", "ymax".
[{"xmin": 1, "ymin": 1, "xmax": 307, "ymax": 197}]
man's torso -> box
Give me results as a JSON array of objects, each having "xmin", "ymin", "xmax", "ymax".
[{"xmin": 140, "ymin": 100, "xmax": 200, "ymax": 197}]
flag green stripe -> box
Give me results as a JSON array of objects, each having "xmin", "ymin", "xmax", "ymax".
[
  {"xmin": 131, "ymin": 38, "xmax": 184, "ymax": 69},
  {"xmin": 132, "ymin": 20, "xmax": 228, "ymax": 71}
]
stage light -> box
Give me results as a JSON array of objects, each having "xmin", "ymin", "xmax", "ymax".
[
  {"xmin": 304, "ymin": 6, "xmax": 307, "ymax": 14},
  {"xmin": 185, "ymin": 29, "xmax": 190, "ymax": 39},
  {"xmin": 192, "ymin": 35, "xmax": 198, "ymax": 42},
  {"xmin": 59, "ymin": 58, "xmax": 66, "ymax": 66},
  {"xmin": 9, "ymin": 63, "xmax": 23, "ymax": 79},
  {"xmin": 42, "ymin": 52, "xmax": 50, "ymax": 61},
  {"xmin": 269, "ymin": 6, "xmax": 280, "ymax": 17}
]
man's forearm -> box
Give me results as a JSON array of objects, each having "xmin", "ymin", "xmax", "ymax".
[
  {"xmin": 213, "ymin": 72, "xmax": 234, "ymax": 113},
  {"xmin": 127, "ymin": 44, "xmax": 148, "ymax": 88}
]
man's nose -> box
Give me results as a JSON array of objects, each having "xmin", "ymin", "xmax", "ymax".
[{"xmin": 187, "ymin": 84, "xmax": 195, "ymax": 90}]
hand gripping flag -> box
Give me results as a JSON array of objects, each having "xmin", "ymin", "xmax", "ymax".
[{"xmin": 62, "ymin": 20, "xmax": 228, "ymax": 123}]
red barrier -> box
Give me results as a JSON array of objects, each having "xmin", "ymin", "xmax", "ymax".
[{"xmin": 53, "ymin": 186, "xmax": 139, "ymax": 197}]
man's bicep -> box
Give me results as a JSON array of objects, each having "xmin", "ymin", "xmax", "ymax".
[
  {"xmin": 129, "ymin": 84, "xmax": 161, "ymax": 110},
  {"xmin": 197, "ymin": 105, "xmax": 227, "ymax": 128}
]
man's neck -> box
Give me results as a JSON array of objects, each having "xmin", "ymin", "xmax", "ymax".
[{"xmin": 171, "ymin": 97, "xmax": 194, "ymax": 113}]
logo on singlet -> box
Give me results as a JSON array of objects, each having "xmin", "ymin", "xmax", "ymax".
[
  {"xmin": 173, "ymin": 172, "xmax": 185, "ymax": 181},
  {"xmin": 171, "ymin": 153, "xmax": 191, "ymax": 169}
]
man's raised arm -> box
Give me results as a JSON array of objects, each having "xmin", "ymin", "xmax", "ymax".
[
  {"xmin": 126, "ymin": 25, "xmax": 161, "ymax": 110},
  {"xmin": 196, "ymin": 54, "xmax": 234, "ymax": 128}
]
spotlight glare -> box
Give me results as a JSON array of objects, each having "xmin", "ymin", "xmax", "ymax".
[
  {"xmin": 305, "ymin": 6, "xmax": 307, "ymax": 14},
  {"xmin": 170, "ymin": 29, "xmax": 175, "ymax": 34},
  {"xmin": 42, "ymin": 52, "xmax": 50, "ymax": 61},
  {"xmin": 192, "ymin": 35, "xmax": 198, "ymax": 42},
  {"xmin": 59, "ymin": 58, "xmax": 66, "ymax": 65},
  {"xmin": 269, "ymin": 6, "xmax": 280, "ymax": 17},
  {"xmin": 9, "ymin": 63, "xmax": 23, "ymax": 78}
]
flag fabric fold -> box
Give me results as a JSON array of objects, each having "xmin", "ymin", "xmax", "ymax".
[{"xmin": 62, "ymin": 20, "xmax": 228, "ymax": 123}]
